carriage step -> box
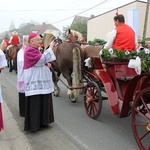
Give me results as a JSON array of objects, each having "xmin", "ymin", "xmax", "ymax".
[{"xmin": 117, "ymin": 76, "xmax": 134, "ymax": 81}]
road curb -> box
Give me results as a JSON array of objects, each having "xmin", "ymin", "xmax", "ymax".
[{"xmin": 0, "ymin": 101, "xmax": 32, "ymax": 150}]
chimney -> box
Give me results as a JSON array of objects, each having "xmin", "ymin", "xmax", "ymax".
[{"xmin": 91, "ymin": 15, "xmax": 95, "ymax": 18}]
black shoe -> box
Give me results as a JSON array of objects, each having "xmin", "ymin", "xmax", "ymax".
[
  {"xmin": 40, "ymin": 124, "xmax": 49, "ymax": 129},
  {"xmin": 30, "ymin": 127, "xmax": 42, "ymax": 132}
]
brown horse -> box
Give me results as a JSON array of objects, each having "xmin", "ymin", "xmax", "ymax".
[
  {"xmin": 42, "ymin": 33, "xmax": 84, "ymax": 102},
  {"xmin": 6, "ymin": 44, "xmax": 21, "ymax": 73},
  {"xmin": 42, "ymin": 33, "xmax": 62, "ymax": 97},
  {"xmin": 57, "ymin": 43, "xmax": 84, "ymax": 100},
  {"xmin": 66, "ymin": 29, "xmax": 103, "ymax": 59}
]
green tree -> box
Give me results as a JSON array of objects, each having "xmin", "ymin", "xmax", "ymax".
[
  {"xmin": 70, "ymin": 20, "xmax": 87, "ymax": 39},
  {"xmin": 62, "ymin": 16, "xmax": 88, "ymax": 40},
  {"xmin": 88, "ymin": 38, "xmax": 106, "ymax": 46},
  {"xmin": 62, "ymin": 25, "xmax": 70, "ymax": 40}
]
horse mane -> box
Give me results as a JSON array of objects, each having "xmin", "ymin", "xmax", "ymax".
[
  {"xmin": 43, "ymin": 33, "xmax": 55, "ymax": 40},
  {"xmin": 42, "ymin": 33, "xmax": 56, "ymax": 50},
  {"xmin": 68, "ymin": 30, "xmax": 83, "ymax": 41}
]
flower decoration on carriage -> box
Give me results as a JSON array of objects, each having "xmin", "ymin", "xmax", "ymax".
[
  {"xmin": 101, "ymin": 48, "xmax": 150, "ymax": 73},
  {"xmin": 108, "ymin": 48, "xmax": 113, "ymax": 54},
  {"xmin": 144, "ymin": 48, "xmax": 150, "ymax": 54},
  {"xmin": 101, "ymin": 48, "xmax": 136, "ymax": 60},
  {"xmin": 84, "ymin": 57, "xmax": 92, "ymax": 68},
  {"xmin": 125, "ymin": 50, "xmax": 130, "ymax": 55}
]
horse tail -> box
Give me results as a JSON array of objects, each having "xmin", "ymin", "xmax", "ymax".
[
  {"xmin": 72, "ymin": 47, "xmax": 82, "ymax": 100},
  {"xmin": 73, "ymin": 47, "xmax": 82, "ymax": 82},
  {"xmin": 78, "ymin": 48, "xmax": 82, "ymax": 82}
]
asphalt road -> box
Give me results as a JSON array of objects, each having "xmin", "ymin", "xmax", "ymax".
[{"xmin": 0, "ymin": 67, "xmax": 140, "ymax": 150}]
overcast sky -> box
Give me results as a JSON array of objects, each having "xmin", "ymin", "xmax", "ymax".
[{"xmin": 0, "ymin": 0, "xmax": 147, "ymax": 33}]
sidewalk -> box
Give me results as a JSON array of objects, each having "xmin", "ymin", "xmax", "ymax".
[
  {"xmin": 0, "ymin": 71, "xmax": 82, "ymax": 150},
  {"xmin": 0, "ymin": 100, "xmax": 32, "ymax": 150}
]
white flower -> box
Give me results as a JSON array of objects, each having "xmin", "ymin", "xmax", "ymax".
[
  {"xmin": 144, "ymin": 48, "xmax": 150, "ymax": 54},
  {"xmin": 125, "ymin": 50, "xmax": 130, "ymax": 55},
  {"xmin": 84, "ymin": 58, "xmax": 92, "ymax": 68},
  {"xmin": 136, "ymin": 48, "xmax": 140, "ymax": 54},
  {"xmin": 108, "ymin": 48, "xmax": 113, "ymax": 55}
]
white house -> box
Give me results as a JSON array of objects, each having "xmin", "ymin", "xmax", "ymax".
[{"xmin": 87, "ymin": 0, "xmax": 150, "ymax": 41}]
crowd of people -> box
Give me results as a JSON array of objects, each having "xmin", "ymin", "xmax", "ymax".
[
  {"xmin": 0, "ymin": 14, "xmax": 150, "ymax": 133},
  {"xmin": 0, "ymin": 32, "xmax": 56, "ymax": 132}
]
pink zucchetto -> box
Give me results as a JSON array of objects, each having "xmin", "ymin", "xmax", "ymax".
[{"xmin": 29, "ymin": 33, "xmax": 38, "ymax": 39}]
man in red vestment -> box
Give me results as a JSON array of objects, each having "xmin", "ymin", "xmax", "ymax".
[
  {"xmin": 9, "ymin": 31, "xmax": 21, "ymax": 73},
  {"xmin": 103, "ymin": 14, "xmax": 137, "ymax": 51},
  {"xmin": 4, "ymin": 38, "xmax": 9, "ymax": 48},
  {"xmin": 9, "ymin": 31, "xmax": 20, "ymax": 46}
]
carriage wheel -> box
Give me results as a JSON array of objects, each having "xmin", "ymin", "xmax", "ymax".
[
  {"xmin": 132, "ymin": 87, "xmax": 150, "ymax": 150},
  {"xmin": 84, "ymin": 81, "xmax": 102, "ymax": 119}
]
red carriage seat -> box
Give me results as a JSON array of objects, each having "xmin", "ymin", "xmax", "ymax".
[
  {"xmin": 102, "ymin": 61, "xmax": 137, "ymax": 81},
  {"xmin": 102, "ymin": 60, "xmax": 138, "ymax": 100}
]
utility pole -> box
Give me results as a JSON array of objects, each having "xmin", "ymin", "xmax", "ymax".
[{"xmin": 143, "ymin": 0, "xmax": 150, "ymax": 39}]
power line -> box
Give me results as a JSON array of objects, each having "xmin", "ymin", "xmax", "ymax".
[
  {"xmin": 0, "ymin": 0, "xmax": 112, "ymax": 30},
  {"xmin": 52, "ymin": 0, "xmax": 111, "ymax": 24},
  {"xmin": 0, "ymin": 9, "xmax": 93, "ymax": 11}
]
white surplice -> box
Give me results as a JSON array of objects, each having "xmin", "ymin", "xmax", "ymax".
[
  {"xmin": 0, "ymin": 49, "xmax": 7, "ymax": 103},
  {"xmin": 23, "ymin": 47, "xmax": 56, "ymax": 96}
]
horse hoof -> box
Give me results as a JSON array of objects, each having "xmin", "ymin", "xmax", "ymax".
[
  {"xmin": 53, "ymin": 90, "xmax": 60, "ymax": 97},
  {"xmin": 69, "ymin": 94, "xmax": 77, "ymax": 102},
  {"xmin": 53, "ymin": 93, "xmax": 59, "ymax": 97}
]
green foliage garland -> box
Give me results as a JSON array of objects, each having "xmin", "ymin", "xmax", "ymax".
[{"xmin": 101, "ymin": 48, "xmax": 150, "ymax": 72}]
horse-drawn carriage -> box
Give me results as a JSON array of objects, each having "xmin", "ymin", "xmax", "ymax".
[
  {"xmin": 82, "ymin": 56, "xmax": 150, "ymax": 150},
  {"xmin": 42, "ymin": 31, "xmax": 149, "ymax": 149}
]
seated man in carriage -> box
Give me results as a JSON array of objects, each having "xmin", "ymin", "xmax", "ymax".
[
  {"xmin": 101, "ymin": 14, "xmax": 137, "ymax": 52},
  {"xmin": 99, "ymin": 14, "xmax": 138, "ymax": 71}
]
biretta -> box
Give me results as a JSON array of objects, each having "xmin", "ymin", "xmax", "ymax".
[{"xmin": 29, "ymin": 33, "xmax": 38, "ymax": 39}]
